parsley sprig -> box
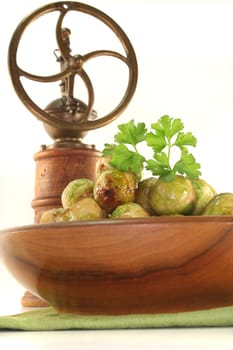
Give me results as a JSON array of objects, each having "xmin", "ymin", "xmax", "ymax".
[
  {"xmin": 103, "ymin": 120, "xmax": 147, "ymax": 175},
  {"xmin": 103, "ymin": 115, "xmax": 201, "ymax": 182}
]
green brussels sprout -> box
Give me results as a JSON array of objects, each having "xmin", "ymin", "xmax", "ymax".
[
  {"xmin": 40, "ymin": 208, "xmax": 70, "ymax": 224},
  {"xmin": 202, "ymin": 192, "xmax": 233, "ymax": 215},
  {"xmin": 110, "ymin": 202, "xmax": 150, "ymax": 218},
  {"xmin": 191, "ymin": 178, "xmax": 217, "ymax": 215},
  {"xmin": 93, "ymin": 169, "xmax": 137, "ymax": 213},
  {"xmin": 149, "ymin": 175, "xmax": 196, "ymax": 215},
  {"xmin": 135, "ymin": 177, "xmax": 158, "ymax": 214},
  {"xmin": 69, "ymin": 197, "xmax": 105, "ymax": 221},
  {"xmin": 61, "ymin": 178, "xmax": 94, "ymax": 209}
]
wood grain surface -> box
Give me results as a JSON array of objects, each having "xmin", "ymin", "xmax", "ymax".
[
  {"xmin": 31, "ymin": 147, "xmax": 101, "ymax": 223},
  {"xmin": 1, "ymin": 216, "xmax": 233, "ymax": 315}
]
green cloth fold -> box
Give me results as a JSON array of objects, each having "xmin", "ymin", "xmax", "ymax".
[{"xmin": 1, "ymin": 306, "xmax": 233, "ymax": 331}]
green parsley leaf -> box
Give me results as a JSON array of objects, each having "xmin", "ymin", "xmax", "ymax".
[
  {"xmin": 102, "ymin": 120, "xmax": 147, "ymax": 176},
  {"xmin": 114, "ymin": 120, "xmax": 147, "ymax": 146},
  {"xmin": 109, "ymin": 144, "xmax": 145, "ymax": 174},
  {"xmin": 174, "ymin": 132, "xmax": 197, "ymax": 147},
  {"xmin": 174, "ymin": 148, "xmax": 201, "ymax": 179},
  {"xmin": 153, "ymin": 151, "xmax": 170, "ymax": 167},
  {"xmin": 146, "ymin": 153, "xmax": 175, "ymax": 181},
  {"xmin": 145, "ymin": 131, "xmax": 166, "ymax": 152},
  {"xmin": 102, "ymin": 143, "xmax": 116, "ymax": 158},
  {"xmin": 146, "ymin": 158, "xmax": 170, "ymax": 176},
  {"xmin": 151, "ymin": 115, "xmax": 184, "ymax": 141}
]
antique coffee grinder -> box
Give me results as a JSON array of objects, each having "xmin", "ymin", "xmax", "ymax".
[{"xmin": 8, "ymin": 1, "xmax": 138, "ymax": 306}]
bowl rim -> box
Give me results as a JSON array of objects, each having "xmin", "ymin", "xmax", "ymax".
[{"xmin": 0, "ymin": 215, "xmax": 232, "ymax": 234}]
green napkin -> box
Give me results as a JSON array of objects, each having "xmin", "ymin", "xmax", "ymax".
[{"xmin": 1, "ymin": 306, "xmax": 233, "ymax": 331}]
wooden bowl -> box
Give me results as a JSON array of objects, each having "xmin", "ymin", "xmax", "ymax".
[{"xmin": 1, "ymin": 216, "xmax": 233, "ymax": 315}]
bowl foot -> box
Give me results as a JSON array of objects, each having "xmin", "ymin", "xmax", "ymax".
[{"xmin": 21, "ymin": 291, "xmax": 49, "ymax": 307}]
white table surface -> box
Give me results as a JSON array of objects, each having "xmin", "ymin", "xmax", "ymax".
[{"xmin": 1, "ymin": 262, "xmax": 233, "ymax": 349}]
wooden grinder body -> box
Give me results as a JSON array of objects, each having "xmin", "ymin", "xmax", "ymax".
[{"xmin": 22, "ymin": 146, "xmax": 101, "ymax": 307}]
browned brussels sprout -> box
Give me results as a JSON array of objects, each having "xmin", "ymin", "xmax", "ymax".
[
  {"xmin": 191, "ymin": 178, "xmax": 216, "ymax": 215},
  {"xmin": 93, "ymin": 169, "xmax": 137, "ymax": 213},
  {"xmin": 40, "ymin": 208, "xmax": 70, "ymax": 224},
  {"xmin": 95, "ymin": 156, "xmax": 114, "ymax": 178},
  {"xmin": 135, "ymin": 177, "xmax": 158, "ymax": 214},
  {"xmin": 61, "ymin": 178, "xmax": 94, "ymax": 209},
  {"xmin": 202, "ymin": 192, "xmax": 233, "ymax": 215},
  {"xmin": 110, "ymin": 202, "xmax": 150, "ymax": 218},
  {"xmin": 69, "ymin": 197, "xmax": 105, "ymax": 221},
  {"xmin": 149, "ymin": 175, "xmax": 196, "ymax": 215}
]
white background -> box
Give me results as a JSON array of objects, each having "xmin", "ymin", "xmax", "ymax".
[{"xmin": 0, "ymin": 0, "xmax": 233, "ymax": 346}]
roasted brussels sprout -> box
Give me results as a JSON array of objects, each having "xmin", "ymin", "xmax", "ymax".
[
  {"xmin": 202, "ymin": 192, "xmax": 233, "ymax": 215},
  {"xmin": 40, "ymin": 208, "xmax": 70, "ymax": 224},
  {"xmin": 93, "ymin": 169, "xmax": 137, "ymax": 213},
  {"xmin": 110, "ymin": 202, "xmax": 150, "ymax": 218},
  {"xmin": 69, "ymin": 197, "xmax": 105, "ymax": 221},
  {"xmin": 61, "ymin": 178, "xmax": 94, "ymax": 209},
  {"xmin": 95, "ymin": 156, "xmax": 114, "ymax": 178},
  {"xmin": 191, "ymin": 178, "xmax": 216, "ymax": 215},
  {"xmin": 135, "ymin": 177, "xmax": 158, "ymax": 214},
  {"xmin": 149, "ymin": 175, "xmax": 196, "ymax": 215}
]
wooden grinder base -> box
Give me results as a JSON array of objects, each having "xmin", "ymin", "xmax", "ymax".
[
  {"xmin": 21, "ymin": 291, "xmax": 49, "ymax": 307},
  {"xmin": 21, "ymin": 146, "xmax": 101, "ymax": 307}
]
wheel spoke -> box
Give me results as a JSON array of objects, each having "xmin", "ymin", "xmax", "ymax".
[
  {"xmin": 18, "ymin": 67, "xmax": 71, "ymax": 83},
  {"xmin": 83, "ymin": 50, "xmax": 128, "ymax": 65},
  {"xmin": 77, "ymin": 69, "xmax": 95, "ymax": 117},
  {"xmin": 56, "ymin": 7, "xmax": 71, "ymax": 61}
]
